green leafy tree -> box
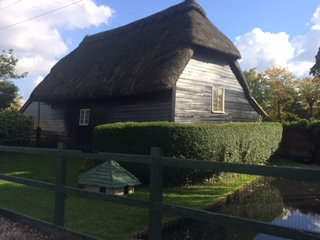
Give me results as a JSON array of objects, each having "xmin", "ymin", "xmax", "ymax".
[
  {"xmin": 244, "ymin": 68, "xmax": 270, "ymax": 111},
  {"xmin": 310, "ymin": 47, "xmax": 320, "ymax": 78},
  {"xmin": 0, "ymin": 81, "xmax": 20, "ymax": 111},
  {"xmin": 0, "ymin": 49, "xmax": 27, "ymax": 111}
]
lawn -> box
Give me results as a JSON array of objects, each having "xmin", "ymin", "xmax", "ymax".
[{"xmin": 0, "ymin": 153, "xmax": 257, "ymax": 240}]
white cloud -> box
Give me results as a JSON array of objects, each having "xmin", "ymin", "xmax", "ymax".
[
  {"xmin": 235, "ymin": 28, "xmax": 294, "ymax": 72},
  {"xmin": 235, "ymin": 6, "xmax": 320, "ymax": 77},
  {"xmin": 0, "ymin": 0, "xmax": 115, "ymax": 102},
  {"xmin": 35, "ymin": 76, "xmax": 44, "ymax": 86},
  {"xmin": 311, "ymin": 7, "xmax": 320, "ymax": 30},
  {"xmin": 17, "ymin": 55, "xmax": 57, "ymax": 76}
]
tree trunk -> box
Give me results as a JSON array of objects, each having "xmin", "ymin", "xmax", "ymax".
[
  {"xmin": 277, "ymin": 103, "xmax": 282, "ymax": 121},
  {"xmin": 309, "ymin": 102, "xmax": 314, "ymax": 120}
]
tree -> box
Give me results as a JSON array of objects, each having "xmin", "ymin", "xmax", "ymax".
[
  {"xmin": 244, "ymin": 68, "xmax": 270, "ymax": 111},
  {"xmin": 0, "ymin": 81, "xmax": 19, "ymax": 111},
  {"xmin": 0, "ymin": 49, "xmax": 27, "ymax": 110},
  {"xmin": 245, "ymin": 65, "xmax": 320, "ymax": 121},
  {"xmin": 297, "ymin": 76, "xmax": 320, "ymax": 120},
  {"xmin": 310, "ymin": 47, "xmax": 320, "ymax": 78},
  {"xmin": 262, "ymin": 66, "xmax": 297, "ymax": 121}
]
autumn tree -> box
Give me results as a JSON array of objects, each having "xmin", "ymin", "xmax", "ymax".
[
  {"xmin": 297, "ymin": 76, "xmax": 320, "ymax": 120},
  {"xmin": 310, "ymin": 47, "xmax": 320, "ymax": 78},
  {"xmin": 0, "ymin": 49, "xmax": 27, "ymax": 111},
  {"xmin": 262, "ymin": 66, "xmax": 297, "ymax": 121}
]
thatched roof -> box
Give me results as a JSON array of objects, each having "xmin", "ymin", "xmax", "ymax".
[
  {"xmin": 78, "ymin": 160, "xmax": 141, "ymax": 188},
  {"xmin": 29, "ymin": 0, "xmax": 241, "ymax": 102}
]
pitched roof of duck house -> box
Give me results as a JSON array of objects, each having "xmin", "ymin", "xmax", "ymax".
[{"xmin": 78, "ymin": 160, "xmax": 141, "ymax": 188}]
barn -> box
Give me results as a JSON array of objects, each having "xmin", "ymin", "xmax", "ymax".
[{"xmin": 22, "ymin": 0, "xmax": 268, "ymax": 149}]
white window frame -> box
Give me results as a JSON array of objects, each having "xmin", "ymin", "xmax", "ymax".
[
  {"xmin": 79, "ymin": 109, "xmax": 90, "ymax": 126},
  {"xmin": 212, "ymin": 87, "xmax": 225, "ymax": 113}
]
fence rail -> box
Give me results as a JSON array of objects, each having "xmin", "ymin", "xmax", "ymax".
[{"xmin": 0, "ymin": 145, "xmax": 320, "ymax": 240}]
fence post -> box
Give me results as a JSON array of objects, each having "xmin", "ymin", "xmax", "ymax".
[
  {"xmin": 148, "ymin": 147, "xmax": 164, "ymax": 240},
  {"xmin": 54, "ymin": 142, "xmax": 67, "ymax": 226}
]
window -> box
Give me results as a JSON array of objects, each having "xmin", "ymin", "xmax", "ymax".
[
  {"xmin": 99, "ymin": 187, "xmax": 106, "ymax": 193},
  {"xmin": 212, "ymin": 87, "xmax": 225, "ymax": 113},
  {"xmin": 79, "ymin": 109, "xmax": 90, "ymax": 126}
]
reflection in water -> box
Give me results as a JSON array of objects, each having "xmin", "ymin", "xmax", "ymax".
[
  {"xmin": 162, "ymin": 178, "xmax": 320, "ymax": 240},
  {"xmin": 255, "ymin": 209, "xmax": 320, "ymax": 239},
  {"xmin": 254, "ymin": 179, "xmax": 320, "ymax": 240}
]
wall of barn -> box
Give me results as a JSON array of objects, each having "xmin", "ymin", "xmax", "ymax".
[
  {"xmin": 174, "ymin": 53, "xmax": 260, "ymax": 123},
  {"xmin": 21, "ymin": 101, "xmax": 69, "ymax": 147},
  {"xmin": 65, "ymin": 90, "xmax": 173, "ymax": 150}
]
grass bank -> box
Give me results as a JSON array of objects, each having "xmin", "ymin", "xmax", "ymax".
[{"xmin": 0, "ymin": 153, "xmax": 256, "ymax": 240}]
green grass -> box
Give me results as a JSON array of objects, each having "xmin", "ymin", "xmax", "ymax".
[{"xmin": 0, "ymin": 153, "xmax": 257, "ymax": 240}]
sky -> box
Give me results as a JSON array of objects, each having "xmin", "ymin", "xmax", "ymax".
[{"xmin": 1, "ymin": 0, "xmax": 320, "ymax": 103}]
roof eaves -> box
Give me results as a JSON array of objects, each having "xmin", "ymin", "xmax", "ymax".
[{"xmin": 228, "ymin": 60, "xmax": 269, "ymax": 119}]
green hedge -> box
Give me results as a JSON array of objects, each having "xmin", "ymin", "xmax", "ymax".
[
  {"xmin": 0, "ymin": 110, "xmax": 33, "ymax": 146},
  {"xmin": 282, "ymin": 120, "xmax": 320, "ymax": 163},
  {"xmin": 94, "ymin": 122, "xmax": 282, "ymax": 186},
  {"xmin": 282, "ymin": 120, "xmax": 320, "ymax": 145}
]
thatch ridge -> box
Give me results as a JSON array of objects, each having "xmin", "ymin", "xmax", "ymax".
[{"xmin": 30, "ymin": 0, "xmax": 241, "ymax": 101}]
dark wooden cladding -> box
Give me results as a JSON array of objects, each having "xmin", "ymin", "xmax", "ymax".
[
  {"xmin": 23, "ymin": 91, "xmax": 172, "ymax": 149},
  {"xmin": 22, "ymin": 101, "xmax": 69, "ymax": 147},
  {"xmin": 174, "ymin": 54, "xmax": 259, "ymax": 123},
  {"xmin": 65, "ymin": 91, "xmax": 172, "ymax": 149}
]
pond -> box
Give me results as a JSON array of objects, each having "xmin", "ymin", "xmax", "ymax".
[
  {"xmin": 162, "ymin": 178, "xmax": 320, "ymax": 240},
  {"xmin": 254, "ymin": 179, "xmax": 320, "ymax": 240}
]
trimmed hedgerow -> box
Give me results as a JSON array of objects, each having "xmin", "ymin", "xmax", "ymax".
[
  {"xmin": 94, "ymin": 122, "xmax": 282, "ymax": 186},
  {"xmin": 0, "ymin": 110, "xmax": 33, "ymax": 146},
  {"xmin": 282, "ymin": 120, "xmax": 320, "ymax": 164}
]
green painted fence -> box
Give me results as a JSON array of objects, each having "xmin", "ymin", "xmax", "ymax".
[{"xmin": 0, "ymin": 145, "xmax": 320, "ymax": 240}]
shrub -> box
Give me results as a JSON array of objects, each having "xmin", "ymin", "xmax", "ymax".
[
  {"xmin": 0, "ymin": 110, "xmax": 33, "ymax": 146},
  {"xmin": 280, "ymin": 120, "xmax": 320, "ymax": 164},
  {"xmin": 94, "ymin": 122, "xmax": 282, "ymax": 186}
]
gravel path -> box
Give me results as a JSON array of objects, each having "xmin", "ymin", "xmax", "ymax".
[{"xmin": 0, "ymin": 216, "xmax": 61, "ymax": 240}]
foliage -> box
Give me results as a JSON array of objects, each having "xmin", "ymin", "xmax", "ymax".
[
  {"xmin": 282, "ymin": 119, "xmax": 310, "ymax": 132},
  {"xmin": 281, "ymin": 120, "xmax": 320, "ymax": 164},
  {"xmin": 262, "ymin": 66, "xmax": 297, "ymax": 121},
  {"xmin": 243, "ymin": 68, "xmax": 270, "ymax": 110},
  {"xmin": 0, "ymin": 110, "xmax": 33, "ymax": 146},
  {"xmin": 245, "ymin": 66, "xmax": 320, "ymax": 121},
  {"xmin": 0, "ymin": 49, "xmax": 27, "ymax": 111},
  {"xmin": 310, "ymin": 47, "xmax": 320, "ymax": 78},
  {"xmin": 296, "ymin": 76, "xmax": 320, "ymax": 119},
  {"xmin": 94, "ymin": 122, "xmax": 282, "ymax": 186},
  {"xmin": 0, "ymin": 80, "xmax": 20, "ymax": 111},
  {"xmin": 0, "ymin": 49, "xmax": 27, "ymax": 80}
]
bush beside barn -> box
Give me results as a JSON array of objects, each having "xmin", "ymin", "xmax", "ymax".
[
  {"xmin": 94, "ymin": 122, "xmax": 282, "ymax": 186},
  {"xmin": 0, "ymin": 110, "xmax": 33, "ymax": 146}
]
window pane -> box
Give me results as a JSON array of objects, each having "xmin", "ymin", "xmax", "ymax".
[
  {"xmin": 79, "ymin": 109, "xmax": 90, "ymax": 125},
  {"xmin": 212, "ymin": 88, "xmax": 224, "ymax": 113}
]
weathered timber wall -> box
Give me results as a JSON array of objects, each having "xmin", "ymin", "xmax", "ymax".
[
  {"xmin": 22, "ymin": 101, "xmax": 69, "ymax": 147},
  {"xmin": 174, "ymin": 53, "xmax": 259, "ymax": 123}
]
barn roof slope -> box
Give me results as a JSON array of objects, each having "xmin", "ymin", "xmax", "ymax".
[
  {"xmin": 78, "ymin": 161, "xmax": 141, "ymax": 188},
  {"xmin": 29, "ymin": 0, "xmax": 241, "ymax": 102}
]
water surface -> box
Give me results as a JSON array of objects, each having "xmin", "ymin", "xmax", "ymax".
[{"xmin": 162, "ymin": 178, "xmax": 320, "ymax": 240}]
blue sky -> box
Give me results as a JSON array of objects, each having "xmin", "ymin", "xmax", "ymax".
[{"xmin": 0, "ymin": 0, "xmax": 319, "ymax": 103}]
